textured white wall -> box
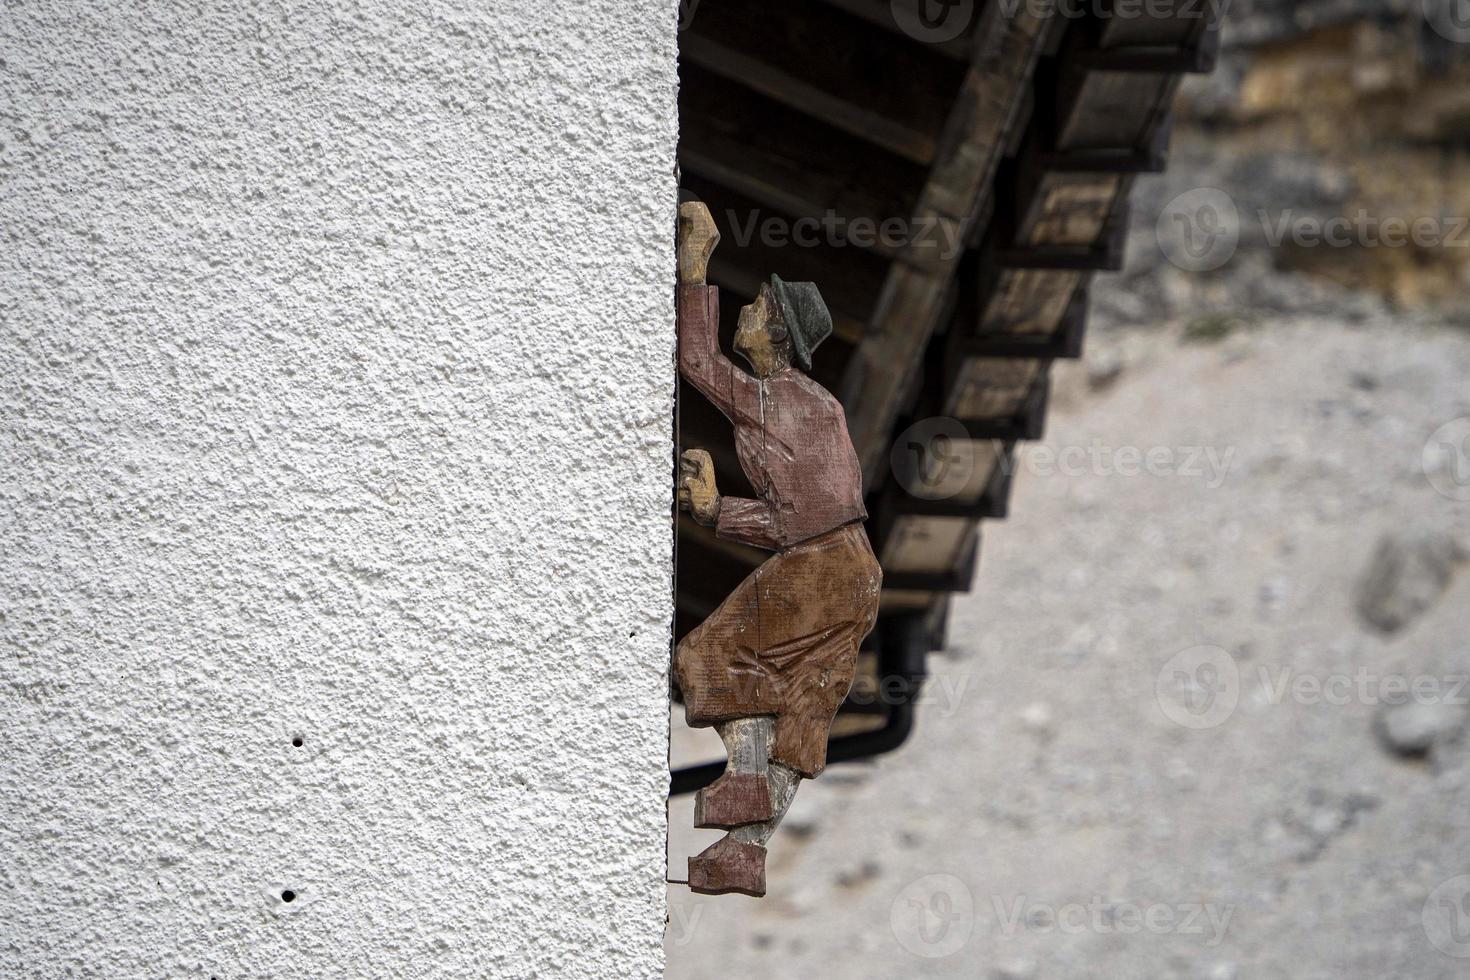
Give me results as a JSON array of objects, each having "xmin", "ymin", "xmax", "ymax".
[{"xmin": 0, "ymin": 2, "xmax": 674, "ymax": 976}]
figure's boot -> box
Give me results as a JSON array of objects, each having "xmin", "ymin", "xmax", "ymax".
[
  {"xmin": 687, "ymin": 835, "xmax": 767, "ymax": 897},
  {"xmin": 694, "ymin": 771, "xmax": 772, "ymax": 828},
  {"xmin": 732, "ymin": 762, "xmax": 803, "ymax": 846},
  {"xmin": 694, "ymin": 717, "xmax": 774, "ymax": 828}
]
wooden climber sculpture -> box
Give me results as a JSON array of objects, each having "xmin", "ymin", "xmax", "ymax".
[{"xmin": 675, "ymin": 201, "xmax": 883, "ymax": 897}]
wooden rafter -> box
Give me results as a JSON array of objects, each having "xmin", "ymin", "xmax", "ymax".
[{"xmin": 838, "ymin": 0, "xmax": 1061, "ymax": 486}]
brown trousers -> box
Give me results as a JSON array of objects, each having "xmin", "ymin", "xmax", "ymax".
[{"xmin": 676, "ymin": 522, "xmax": 882, "ymax": 777}]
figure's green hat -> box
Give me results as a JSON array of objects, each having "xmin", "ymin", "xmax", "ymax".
[{"xmin": 768, "ymin": 274, "xmax": 833, "ymax": 371}]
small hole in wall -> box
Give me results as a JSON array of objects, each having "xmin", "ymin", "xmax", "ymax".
[
  {"xmin": 281, "ymin": 889, "xmax": 296, "ymax": 903},
  {"xmin": 291, "ymin": 736, "xmax": 304, "ymax": 748}
]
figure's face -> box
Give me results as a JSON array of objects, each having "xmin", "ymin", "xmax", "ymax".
[{"xmin": 734, "ymin": 286, "xmax": 789, "ymax": 379}]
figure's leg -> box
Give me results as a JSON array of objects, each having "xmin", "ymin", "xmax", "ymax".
[
  {"xmin": 687, "ymin": 760, "xmax": 801, "ymax": 898},
  {"xmin": 694, "ymin": 716, "xmax": 774, "ymax": 828},
  {"xmin": 719, "ymin": 717, "xmax": 771, "ymax": 773},
  {"xmin": 732, "ymin": 762, "xmax": 802, "ymax": 846}
]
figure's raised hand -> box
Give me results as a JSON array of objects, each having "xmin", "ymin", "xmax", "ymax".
[
  {"xmin": 678, "ymin": 449, "xmax": 721, "ymax": 526},
  {"xmin": 678, "ymin": 201, "xmax": 720, "ymax": 286}
]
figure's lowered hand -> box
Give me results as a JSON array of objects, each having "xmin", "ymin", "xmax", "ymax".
[{"xmin": 678, "ymin": 449, "xmax": 721, "ymax": 526}]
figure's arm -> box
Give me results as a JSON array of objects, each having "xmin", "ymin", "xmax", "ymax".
[
  {"xmin": 677, "ymin": 202, "xmax": 758, "ymax": 424},
  {"xmin": 679, "ymin": 451, "xmax": 781, "ymax": 551},
  {"xmin": 713, "ymin": 496, "xmax": 782, "ymax": 552},
  {"xmin": 678, "ymin": 449, "xmax": 721, "ymax": 526},
  {"xmin": 678, "ymin": 286, "xmax": 745, "ymax": 419}
]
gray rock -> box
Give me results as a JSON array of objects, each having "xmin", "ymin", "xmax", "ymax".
[
  {"xmin": 1223, "ymin": 0, "xmax": 1418, "ymax": 48},
  {"xmin": 994, "ymin": 957, "xmax": 1038, "ymax": 980},
  {"xmin": 1355, "ymin": 532, "xmax": 1468, "ymax": 635},
  {"xmin": 1087, "ymin": 351, "xmax": 1125, "ymax": 391},
  {"xmin": 1375, "ymin": 702, "xmax": 1465, "ymax": 758},
  {"xmin": 1226, "ymin": 152, "xmax": 1354, "ymax": 224},
  {"xmin": 1019, "ymin": 701, "xmax": 1055, "ymax": 738}
]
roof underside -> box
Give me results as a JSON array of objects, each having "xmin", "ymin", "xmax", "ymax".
[{"xmin": 675, "ymin": 0, "xmax": 1219, "ymax": 748}]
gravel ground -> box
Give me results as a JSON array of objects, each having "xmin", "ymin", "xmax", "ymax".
[{"xmin": 666, "ymin": 313, "xmax": 1470, "ymax": 979}]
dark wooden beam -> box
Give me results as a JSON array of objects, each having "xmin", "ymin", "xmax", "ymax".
[
  {"xmin": 839, "ymin": 0, "xmax": 1062, "ymax": 487},
  {"xmin": 813, "ymin": 0, "xmax": 976, "ymax": 60},
  {"xmin": 1096, "ymin": 1, "xmax": 1218, "ymax": 49},
  {"xmin": 680, "ymin": 0, "xmax": 965, "ymax": 165},
  {"xmin": 678, "ymin": 64, "xmax": 927, "ymax": 245}
]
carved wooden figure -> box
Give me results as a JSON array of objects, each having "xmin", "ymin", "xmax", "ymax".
[{"xmin": 675, "ymin": 201, "xmax": 883, "ymax": 897}]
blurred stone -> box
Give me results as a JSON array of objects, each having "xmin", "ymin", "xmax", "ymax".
[
  {"xmin": 1259, "ymin": 576, "xmax": 1290, "ymax": 615},
  {"xmin": 995, "ymin": 958, "xmax": 1038, "ymax": 980},
  {"xmin": 1020, "ymin": 702, "xmax": 1054, "ymax": 738},
  {"xmin": 833, "ymin": 860, "xmax": 881, "ymax": 889},
  {"xmin": 1375, "ymin": 702, "xmax": 1465, "ymax": 758},
  {"xmin": 1355, "ymin": 532, "xmax": 1468, "ymax": 634},
  {"xmin": 1087, "ymin": 351, "xmax": 1125, "ymax": 391},
  {"xmin": 1223, "ymin": 0, "xmax": 1411, "ymax": 46}
]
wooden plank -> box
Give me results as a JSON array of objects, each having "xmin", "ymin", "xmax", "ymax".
[
  {"xmin": 1097, "ymin": 4, "xmax": 1214, "ymax": 49},
  {"xmin": 879, "ymin": 589, "xmax": 942, "ymax": 613},
  {"xmin": 881, "ymin": 515, "xmax": 975, "ymax": 574},
  {"xmin": 958, "ymin": 275, "xmax": 1091, "ymax": 358},
  {"xmin": 945, "ymin": 356, "xmax": 1044, "ymax": 419},
  {"xmin": 681, "ymin": 0, "xmax": 964, "ymax": 165},
  {"xmin": 678, "ymin": 64, "xmax": 926, "ymax": 242},
  {"xmin": 979, "ymin": 267, "xmax": 1084, "ymax": 335},
  {"xmin": 897, "ymin": 437, "xmax": 1018, "ymax": 516},
  {"xmin": 840, "ymin": 0, "xmax": 1060, "ymax": 486},
  {"xmin": 814, "ymin": 0, "xmax": 976, "ymax": 60},
  {"xmin": 887, "ymin": 435, "xmax": 1005, "ymax": 506},
  {"xmin": 1055, "ymin": 68, "xmax": 1174, "ymax": 149},
  {"xmin": 1051, "ymin": 23, "xmax": 1193, "ymax": 151},
  {"xmin": 1016, "ymin": 172, "xmax": 1122, "ymax": 245}
]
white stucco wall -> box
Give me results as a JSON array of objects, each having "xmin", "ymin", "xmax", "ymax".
[{"xmin": 0, "ymin": 3, "xmax": 675, "ymax": 976}]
